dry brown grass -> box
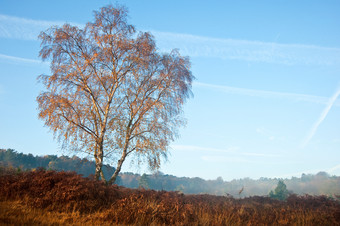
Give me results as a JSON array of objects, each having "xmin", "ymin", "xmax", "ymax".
[{"xmin": 1, "ymin": 168, "xmax": 339, "ymax": 225}]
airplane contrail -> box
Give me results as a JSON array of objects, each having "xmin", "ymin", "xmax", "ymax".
[
  {"xmin": 2, "ymin": 14, "xmax": 340, "ymax": 66},
  {"xmin": 301, "ymin": 85, "xmax": 340, "ymax": 148}
]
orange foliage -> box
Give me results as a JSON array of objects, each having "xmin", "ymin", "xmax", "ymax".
[
  {"xmin": 37, "ymin": 5, "xmax": 194, "ymax": 184},
  {"xmin": 1, "ymin": 169, "xmax": 339, "ymax": 225}
]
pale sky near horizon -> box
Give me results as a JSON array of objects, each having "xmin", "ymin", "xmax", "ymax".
[{"xmin": 0, "ymin": 0, "xmax": 339, "ymax": 181}]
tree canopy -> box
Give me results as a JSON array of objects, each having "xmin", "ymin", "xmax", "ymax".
[{"xmin": 37, "ymin": 5, "xmax": 194, "ymax": 184}]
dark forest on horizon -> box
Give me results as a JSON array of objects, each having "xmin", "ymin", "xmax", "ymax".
[{"xmin": 1, "ymin": 148, "xmax": 339, "ymax": 199}]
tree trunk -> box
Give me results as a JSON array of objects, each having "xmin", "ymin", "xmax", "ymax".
[
  {"xmin": 94, "ymin": 156, "xmax": 102, "ymax": 181},
  {"xmin": 94, "ymin": 142, "xmax": 104, "ymax": 181},
  {"xmin": 100, "ymin": 169, "xmax": 106, "ymax": 183},
  {"xmin": 108, "ymin": 125, "xmax": 131, "ymax": 185},
  {"xmin": 108, "ymin": 152, "xmax": 127, "ymax": 185}
]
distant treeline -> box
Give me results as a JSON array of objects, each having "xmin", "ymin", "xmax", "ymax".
[
  {"xmin": 1, "ymin": 148, "xmax": 339, "ymax": 198},
  {"xmin": 0, "ymin": 149, "xmax": 116, "ymax": 182}
]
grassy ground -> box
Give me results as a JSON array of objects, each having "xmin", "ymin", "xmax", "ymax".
[{"xmin": 1, "ymin": 168, "xmax": 339, "ymax": 225}]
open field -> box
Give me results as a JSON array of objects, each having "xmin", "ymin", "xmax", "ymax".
[{"xmin": 1, "ymin": 168, "xmax": 339, "ymax": 225}]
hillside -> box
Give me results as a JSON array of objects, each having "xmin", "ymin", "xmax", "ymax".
[
  {"xmin": 0, "ymin": 167, "xmax": 339, "ymax": 225},
  {"xmin": 1, "ymin": 148, "xmax": 340, "ymax": 198}
]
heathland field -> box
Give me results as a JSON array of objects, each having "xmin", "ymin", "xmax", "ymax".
[{"xmin": 1, "ymin": 168, "xmax": 339, "ymax": 225}]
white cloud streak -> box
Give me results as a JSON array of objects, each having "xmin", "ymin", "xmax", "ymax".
[
  {"xmin": 241, "ymin": 152, "xmax": 281, "ymax": 157},
  {"xmin": 152, "ymin": 31, "xmax": 340, "ymax": 66},
  {"xmin": 1, "ymin": 14, "xmax": 340, "ymax": 65},
  {"xmin": 0, "ymin": 53, "xmax": 46, "ymax": 65},
  {"xmin": 172, "ymin": 144, "xmax": 281, "ymax": 159},
  {"xmin": 171, "ymin": 145, "xmax": 239, "ymax": 154},
  {"xmin": 0, "ymin": 14, "xmax": 82, "ymax": 41},
  {"xmin": 301, "ymin": 86, "xmax": 340, "ymax": 148},
  {"xmin": 201, "ymin": 155, "xmax": 250, "ymax": 163},
  {"xmin": 194, "ymin": 81, "xmax": 340, "ymax": 106}
]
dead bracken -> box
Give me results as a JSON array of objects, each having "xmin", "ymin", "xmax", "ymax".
[{"xmin": 1, "ymin": 168, "xmax": 339, "ymax": 225}]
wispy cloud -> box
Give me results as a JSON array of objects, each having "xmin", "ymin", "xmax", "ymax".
[
  {"xmin": 241, "ymin": 152, "xmax": 281, "ymax": 158},
  {"xmin": 152, "ymin": 31, "xmax": 340, "ymax": 66},
  {"xmin": 301, "ymin": 86, "xmax": 340, "ymax": 148},
  {"xmin": 171, "ymin": 145, "xmax": 239, "ymax": 154},
  {"xmin": 194, "ymin": 81, "xmax": 340, "ymax": 106},
  {"xmin": 1, "ymin": 14, "xmax": 340, "ymax": 65},
  {"xmin": 0, "ymin": 53, "xmax": 46, "ymax": 65},
  {"xmin": 201, "ymin": 155, "xmax": 250, "ymax": 163},
  {"xmin": 0, "ymin": 14, "xmax": 82, "ymax": 40},
  {"xmin": 172, "ymin": 144, "xmax": 281, "ymax": 159},
  {"xmin": 0, "ymin": 14, "xmax": 56, "ymax": 40}
]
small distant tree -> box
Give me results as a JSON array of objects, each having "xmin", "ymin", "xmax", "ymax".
[
  {"xmin": 37, "ymin": 5, "xmax": 193, "ymax": 185},
  {"xmin": 138, "ymin": 173, "xmax": 149, "ymax": 189},
  {"xmin": 269, "ymin": 180, "xmax": 289, "ymax": 200}
]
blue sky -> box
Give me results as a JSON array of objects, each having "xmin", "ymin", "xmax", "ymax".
[{"xmin": 0, "ymin": 0, "xmax": 340, "ymax": 181}]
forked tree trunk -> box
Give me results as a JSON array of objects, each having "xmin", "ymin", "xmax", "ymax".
[
  {"xmin": 108, "ymin": 151, "xmax": 127, "ymax": 185},
  {"xmin": 108, "ymin": 130, "xmax": 131, "ymax": 185}
]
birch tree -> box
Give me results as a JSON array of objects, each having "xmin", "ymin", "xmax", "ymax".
[{"xmin": 37, "ymin": 5, "xmax": 194, "ymax": 184}]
